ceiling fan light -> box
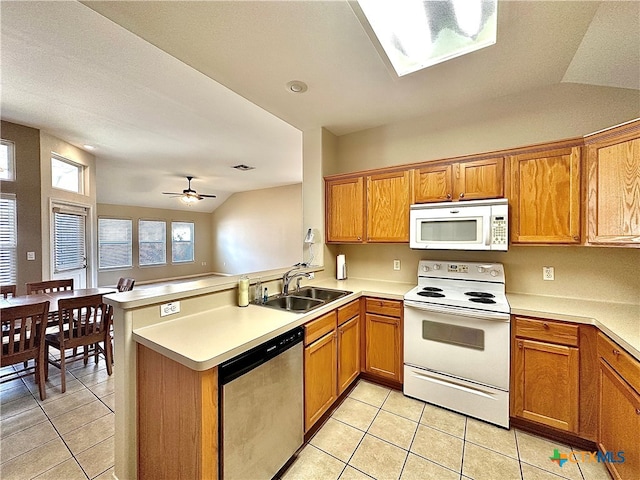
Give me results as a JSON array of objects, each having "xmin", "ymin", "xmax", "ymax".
[{"xmin": 180, "ymin": 193, "xmax": 199, "ymax": 204}]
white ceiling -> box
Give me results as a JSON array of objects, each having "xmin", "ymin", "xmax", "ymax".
[{"xmin": 2, "ymin": 1, "xmax": 639, "ymax": 213}]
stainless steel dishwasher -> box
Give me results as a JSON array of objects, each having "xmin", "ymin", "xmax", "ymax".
[{"xmin": 219, "ymin": 326, "xmax": 304, "ymax": 480}]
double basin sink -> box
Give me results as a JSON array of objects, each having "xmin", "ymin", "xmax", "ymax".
[{"xmin": 257, "ymin": 286, "xmax": 352, "ymax": 313}]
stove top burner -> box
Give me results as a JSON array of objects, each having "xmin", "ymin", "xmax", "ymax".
[
  {"xmin": 465, "ymin": 292, "xmax": 495, "ymax": 298},
  {"xmin": 422, "ymin": 287, "xmax": 443, "ymax": 292},
  {"xmin": 417, "ymin": 291, "xmax": 446, "ymax": 298},
  {"xmin": 469, "ymin": 297, "xmax": 497, "ymax": 304}
]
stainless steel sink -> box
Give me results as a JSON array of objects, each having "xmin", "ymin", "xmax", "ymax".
[
  {"xmin": 294, "ymin": 287, "xmax": 351, "ymax": 302},
  {"xmin": 262, "ymin": 295, "xmax": 324, "ymax": 312},
  {"xmin": 257, "ymin": 287, "xmax": 352, "ymax": 313}
]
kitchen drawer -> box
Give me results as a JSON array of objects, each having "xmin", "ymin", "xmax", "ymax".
[
  {"xmin": 338, "ymin": 299, "xmax": 360, "ymax": 326},
  {"xmin": 305, "ymin": 311, "xmax": 337, "ymax": 346},
  {"xmin": 598, "ymin": 333, "xmax": 640, "ymax": 393},
  {"xmin": 514, "ymin": 316, "xmax": 578, "ymax": 347},
  {"xmin": 365, "ymin": 298, "xmax": 402, "ymax": 318}
]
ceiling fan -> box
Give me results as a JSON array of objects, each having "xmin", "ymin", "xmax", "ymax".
[{"xmin": 162, "ymin": 176, "xmax": 217, "ymax": 204}]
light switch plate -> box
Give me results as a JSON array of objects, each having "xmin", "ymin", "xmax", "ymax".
[
  {"xmin": 27, "ymin": 251, "xmax": 36, "ymax": 260},
  {"xmin": 393, "ymin": 260, "xmax": 401, "ymax": 271},
  {"xmin": 160, "ymin": 301, "xmax": 181, "ymax": 317}
]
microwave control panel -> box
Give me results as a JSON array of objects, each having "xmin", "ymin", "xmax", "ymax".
[{"xmin": 491, "ymin": 216, "xmax": 508, "ymax": 246}]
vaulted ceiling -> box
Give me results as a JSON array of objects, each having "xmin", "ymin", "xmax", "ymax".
[{"xmin": 1, "ymin": 1, "xmax": 638, "ymax": 212}]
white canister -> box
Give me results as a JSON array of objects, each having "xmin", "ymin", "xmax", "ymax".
[{"xmin": 238, "ymin": 276, "xmax": 250, "ymax": 307}]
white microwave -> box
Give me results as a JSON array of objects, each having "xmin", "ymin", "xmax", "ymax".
[{"xmin": 409, "ymin": 199, "xmax": 508, "ymax": 251}]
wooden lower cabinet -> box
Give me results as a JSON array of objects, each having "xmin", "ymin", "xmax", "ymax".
[
  {"xmin": 512, "ymin": 338, "xmax": 579, "ymax": 432},
  {"xmin": 337, "ymin": 314, "xmax": 360, "ymax": 395},
  {"xmin": 512, "ymin": 316, "xmax": 580, "ymax": 433},
  {"xmin": 363, "ymin": 298, "xmax": 402, "ymax": 383},
  {"xmin": 304, "ymin": 320, "xmax": 337, "ymax": 432},
  {"xmin": 597, "ymin": 334, "xmax": 640, "ymax": 480},
  {"xmin": 137, "ymin": 344, "xmax": 218, "ymax": 480}
]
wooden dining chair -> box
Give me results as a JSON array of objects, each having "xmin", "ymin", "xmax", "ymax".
[
  {"xmin": 116, "ymin": 277, "xmax": 135, "ymax": 292},
  {"xmin": 1, "ymin": 284, "xmax": 17, "ymax": 298},
  {"xmin": 26, "ymin": 279, "xmax": 74, "ymax": 295},
  {"xmin": 45, "ymin": 294, "xmax": 113, "ymax": 393},
  {"xmin": 1, "ymin": 301, "xmax": 50, "ymax": 400}
]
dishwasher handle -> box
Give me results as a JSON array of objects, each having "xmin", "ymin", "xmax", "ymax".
[{"xmin": 219, "ymin": 326, "xmax": 304, "ymax": 385}]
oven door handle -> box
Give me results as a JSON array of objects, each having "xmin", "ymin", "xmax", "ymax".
[{"xmin": 404, "ymin": 300, "xmax": 510, "ymax": 322}]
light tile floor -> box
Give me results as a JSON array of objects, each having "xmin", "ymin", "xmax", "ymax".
[
  {"xmin": 2, "ymin": 371, "xmax": 613, "ymax": 480},
  {"xmin": 282, "ymin": 380, "xmax": 613, "ymax": 480},
  {"xmin": 0, "ymin": 358, "xmax": 115, "ymax": 480}
]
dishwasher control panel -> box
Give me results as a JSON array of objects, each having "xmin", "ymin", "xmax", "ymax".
[{"xmin": 219, "ymin": 326, "xmax": 304, "ymax": 385}]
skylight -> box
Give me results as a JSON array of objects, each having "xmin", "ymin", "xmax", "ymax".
[{"xmin": 356, "ymin": 0, "xmax": 498, "ymax": 77}]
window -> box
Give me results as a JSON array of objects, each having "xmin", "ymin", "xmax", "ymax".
[
  {"xmin": 356, "ymin": 0, "xmax": 497, "ymax": 76},
  {"xmin": 53, "ymin": 208, "xmax": 86, "ymax": 273},
  {"xmin": 172, "ymin": 222, "xmax": 195, "ymax": 263},
  {"xmin": 0, "ymin": 194, "xmax": 17, "ymax": 284},
  {"xmin": 139, "ymin": 220, "xmax": 166, "ymax": 266},
  {"xmin": 51, "ymin": 154, "xmax": 84, "ymax": 193},
  {"xmin": 1, "ymin": 140, "xmax": 16, "ymax": 181},
  {"xmin": 98, "ymin": 218, "xmax": 133, "ymax": 269}
]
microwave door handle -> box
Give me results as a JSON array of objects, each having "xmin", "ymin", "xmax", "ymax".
[{"xmin": 485, "ymin": 215, "xmax": 492, "ymax": 247}]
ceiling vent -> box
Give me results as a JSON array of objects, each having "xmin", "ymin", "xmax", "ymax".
[{"xmin": 232, "ymin": 164, "xmax": 255, "ymax": 171}]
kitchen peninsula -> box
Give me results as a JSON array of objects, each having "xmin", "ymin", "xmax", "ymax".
[{"xmin": 104, "ymin": 267, "xmax": 638, "ymax": 480}]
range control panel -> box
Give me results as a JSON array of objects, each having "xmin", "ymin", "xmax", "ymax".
[{"xmin": 418, "ymin": 260, "xmax": 505, "ymax": 283}]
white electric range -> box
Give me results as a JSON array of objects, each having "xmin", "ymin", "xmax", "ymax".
[{"xmin": 403, "ymin": 260, "xmax": 511, "ymax": 428}]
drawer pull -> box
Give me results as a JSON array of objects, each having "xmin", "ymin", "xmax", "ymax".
[
  {"xmin": 543, "ymin": 323, "xmax": 549, "ymax": 329},
  {"xmin": 612, "ymin": 349, "xmax": 620, "ymax": 356}
]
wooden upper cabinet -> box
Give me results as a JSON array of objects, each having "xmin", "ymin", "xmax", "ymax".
[
  {"xmin": 366, "ymin": 170, "xmax": 411, "ymax": 242},
  {"xmin": 585, "ymin": 122, "xmax": 640, "ymax": 246},
  {"xmin": 326, "ymin": 176, "xmax": 364, "ymax": 243},
  {"xmin": 455, "ymin": 157, "xmax": 504, "ymax": 200},
  {"xmin": 413, "ymin": 157, "xmax": 504, "ymax": 203},
  {"xmin": 508, "ymin": 146, "xmax": 581, "ymax": 244},
  {"xmin": 413, "ymin": 164, "xmax": 452, "ymax": 202}
]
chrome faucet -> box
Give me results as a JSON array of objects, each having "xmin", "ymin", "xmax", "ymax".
[{"xmin": 282, "ymin": 267, "xmax": 312, "ymax": 295}]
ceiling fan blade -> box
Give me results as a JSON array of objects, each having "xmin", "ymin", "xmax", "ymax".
[
  {"xmin": 198, "ymin": 194, "xmax": 217, "ymax": 198},
  {"xmin": 162, "ymin": 192, "xmax": 183, "ymax": 195}
]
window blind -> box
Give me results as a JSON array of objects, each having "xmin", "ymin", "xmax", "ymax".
[
  {"xmin": 53, "ymin": 211, "xmax": 85, "ymax": 273},
  {"xmin": 0, "ymin": 195, "xmax": 17, "ymax": 284},
  {"xmin": 98, "ymin": 218, "xmax": 132, "ymax": 269},
  {"xmin": 139, "ymin": 220, "xmax": 166, "ymax": 266}
]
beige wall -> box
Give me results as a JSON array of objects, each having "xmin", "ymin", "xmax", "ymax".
[
  {"xmin": 97, "ymin": 203, "xmax": 213, "ymax": 286},
  {"xmin": 0, "ymin": 121, "xmax": 42, "ymax": 294},
  {"xmin": 333, "ymin": 83, "xmax": 640, "ymax": 174},
  {"xmin": 320, "ymin": 83, "xmax": 640, "ymax": 305},
  {"xmin": 210, "ymin": 184, "xmax": 303, "ymax": 274},
  {"xmin": 39, "ymin": 132, "xmax": 97, "ymax": 285},
  {"xmin": 327, "ymin": 244, "xmax": 640, "ymax": 304}
]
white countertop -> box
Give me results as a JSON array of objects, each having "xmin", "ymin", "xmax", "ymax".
[
  {"xmin": 132, "ymin": 278, "xmax": 413, "ymax": 371},
  {"xmin": 508, "ymin": 293, "xmax": 640, "ymax": 360},
  {"xmin": 132, "ymin": 277, "xmax": 640, "ymax": 370}
]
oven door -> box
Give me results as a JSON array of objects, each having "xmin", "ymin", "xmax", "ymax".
[
  {"xmin": 409, "ymin": 205, "xmax": 491, "ymax": 250},
  {"xmin": 403, "ymin": 300, "xmax": 510, "ymax": 390}
]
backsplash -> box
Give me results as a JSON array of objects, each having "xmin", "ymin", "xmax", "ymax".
[{"xmin": 327, "ymin": 244, "xmax": 640, "ymax": 305}]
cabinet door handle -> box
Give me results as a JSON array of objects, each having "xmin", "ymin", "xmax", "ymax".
[
  {"xmin": 459, "ymin": 192, "xmax": 465, "ymax": 198},
  {"xmin": 357, "ymin": 236, "xmax": 361, "ymax": 241},
  {"xmin": 518, "ymin": 341, "xmax": 523, "ymax": 349},
  {"xmin": 636, "ymin": 408, "xmax": 640, "ymax": 415},
  {"xmin": 573, "ymin": 235, "xmax": 579, "ymax": 241},
  {"xmin": 612, "ymin": 349, "xmax": 620, "ymax": 356},
  {"xmin": 446, "ymin": 193, "xmax": 452, "ymax": 199},
  {"xmin": 543, "ymin": 323, "xmax": 549, "ymax": 329}
]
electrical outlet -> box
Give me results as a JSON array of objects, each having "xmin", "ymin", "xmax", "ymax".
[
  {"xmin": 543, "ymin": 266, "xmax": 555, "ymax": 281},
  {"xmin": 393, "ymin": 259, "xmax": 401, "ymax": 271},
  {"xmin": 160, "ymin": 301, "xmax": 181, "ymax": 317}
]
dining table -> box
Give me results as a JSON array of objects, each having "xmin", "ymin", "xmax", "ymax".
[{"xmin": 0, "ymin": 288, "xmax": 117, "ymax": 327}]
